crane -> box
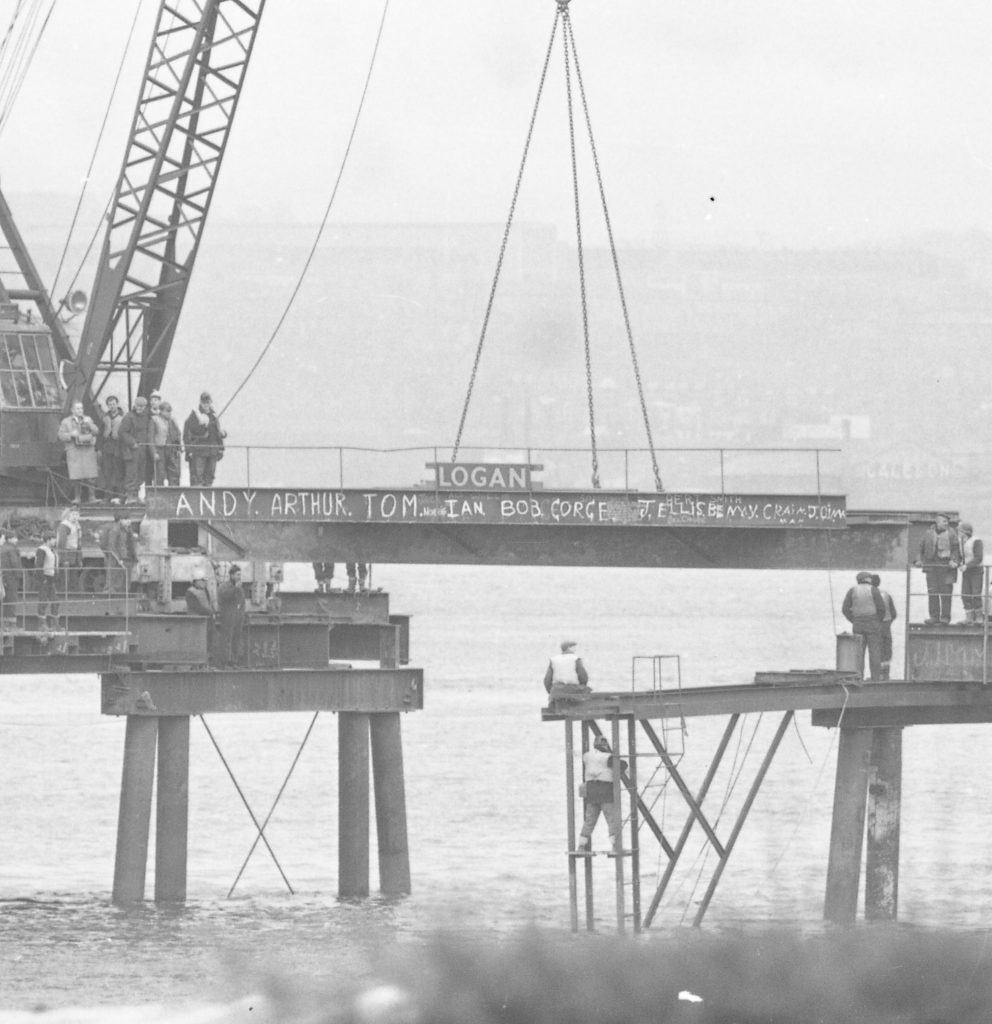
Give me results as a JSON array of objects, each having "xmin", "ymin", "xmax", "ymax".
[{"xmin": 0, "ymin": 0, "xmax": 265, "ymax": 502}]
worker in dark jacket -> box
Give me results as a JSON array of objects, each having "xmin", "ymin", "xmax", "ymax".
[
  {"xmin": 870, "ymin": 574, "xmax": 897, "ymax": 680},
  {"xmin": 101, "ymin": 514, "xmax": 136, "ymax": 593},
  {"xmin": 217, "ymin": 565, "xmax": 246, "ymax": 668},
  {"xmin": 183, "ymin": 391, "xmax": 226, "ymax": 486},
  {"xmin": 915, "ymin": 514, "xmax": 961, "ymax": 625},
  {"xmin": 958, "ymin": 522, "xmax": 984, "ymax": 625},
  {"xmin": 118, "ymin": 396, "xmax": 151, "ymax": 504},
  {"xmin": 100, "ymin": 396, "xmax": 125, "ymax": 502},
  {"xmin": 0, "ymin": 527, "xmax": 23, "ymax": 626},
  {"xmin": 842, "ymin": 571, "xmax": 887, "ymax": 681}
]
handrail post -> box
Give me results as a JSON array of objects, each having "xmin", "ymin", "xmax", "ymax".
[
  {"xmin": 338, "ymin": 447, "xmax": 344, "ymax": 489},
  {"xmin": 983, "ymin": 565, "xmax": 989, "ymax": 687},
  {"xmin": 624, "ymin": 449, "xmax": 629, "ymax": 491},
  {"xmin": 719, "ymin": 449, "xmax": 725, "ymax": 494},
  {"xmin": 245, "ymin": 446, "xmax": 251, "ymax": 489},
  {"xmin": 903, "ymin": 564, "xmax": 912, "ymax": 683}
]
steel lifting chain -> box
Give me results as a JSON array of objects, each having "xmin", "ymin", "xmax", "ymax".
[
  {"xmin": 565, "ymin": 15, "xmax": 664, "ymax": 492},
  {"xmin": 451, "ymin": 7, "xmax": 562, "ymax": 462},
  {"xmin": 561, "ymin": 3, "xmax": 600, "ymax": 489}
]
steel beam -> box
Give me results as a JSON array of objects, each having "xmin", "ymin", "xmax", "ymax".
[
  {"xmin": 140, "ymin": 502, "xmax": 911, "ymax": 571},
  {"xmin": 692, "ymin": 711, "xmax": 794, "ymax": 926},
  {"xmin": 100, "ymin": 668, "xmax": 423, "ymax": 716},
  {"xmin": 545, "ymin": 679, "xmax": 992, "ymax": 723}
]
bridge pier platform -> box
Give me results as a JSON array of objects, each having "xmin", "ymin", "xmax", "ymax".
[{"xmin": 106, "ymin": 665, "xmax": 422, "ymax": 905}]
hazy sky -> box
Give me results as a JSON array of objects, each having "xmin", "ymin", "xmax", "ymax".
[{"xmin": 4, "ymin": 0, "xmax": 992, "ymax": 248}]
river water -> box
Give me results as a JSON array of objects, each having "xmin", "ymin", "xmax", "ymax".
[{"xmin": 2, "ymin": 565, "xmax": 992, "ymax": 1009}]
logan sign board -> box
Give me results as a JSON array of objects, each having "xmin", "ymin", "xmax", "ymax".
[
  {"xmin": 426, "ymin": 462, "xmax": 541, "ymax": 490},
  {"xmin": 149, "ymin": 488, "xmax": 847, "ymax": 529}
]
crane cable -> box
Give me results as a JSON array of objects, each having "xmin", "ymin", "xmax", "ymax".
[
  {"xmin": 452, "ymin": 0, "xmax": 664, "ymax": 492},
  {"xmin": 565, "ymin": 12, "xmax": 663, "ymax": 492},
  {"xmin": 0, "ymin": 2, "xmax": 27, "ymax": 70},
  {"xmin": 50, "ymin": 0, "xmax": 146, "ymax": 307},
  {"xmin": 0, "ymin": 0, "xmax": 55, "ymax": 140},
  {"xmin": 561, "ymin": 3, "xmax": 598, "ymax": 488},
  {"xmin": 450, "ymin": 6, "xmax": 561, "ymax": 466},
  {"xmin": 219, "ymin": 0, "xmax": 390, "ymax": 419}
]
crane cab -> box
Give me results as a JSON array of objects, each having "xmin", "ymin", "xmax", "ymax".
[{"xmin": 0, "ymin": 305, "xmax": 67, "ymax": 488}]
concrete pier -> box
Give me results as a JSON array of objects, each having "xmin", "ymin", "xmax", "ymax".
[
  {"xmin": 112, "ymin": 717, "xmax": 157, "ymax": 903},
  {"xmin": 338, "ymin": 712, "xmax": 371, "ymax": 898},
  {"xmin": 154, "ymin": 716, "xmax": 190, "ymax": 903},
  {"xmin": 370, "ymin": 712, "xmax": 411, "ymax": 894}
]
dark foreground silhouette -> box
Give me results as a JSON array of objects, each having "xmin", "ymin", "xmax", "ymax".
[{"xmin": 279, "ymin": 926, "xmax": 992, "ymax": 1024}]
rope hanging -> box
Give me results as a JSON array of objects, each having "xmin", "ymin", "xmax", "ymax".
[{"xmin": 452, "ymin": 0, "xmax": 664, "ymax": 492}]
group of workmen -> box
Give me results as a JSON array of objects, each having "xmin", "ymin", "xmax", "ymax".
[
  {"xmin": 312, "ymin": 562, "xmax": 371, "ymax": 594},
  {"xmin": 57, "ymin": 390, "xmax": 226, "ymax": 504},
  {"xmin": 0, "ymin": 509, "xmax": 137, "ymax": 632},
  {"xmin": 842, "ymin": 514, "xmax": 984, "ymax": 681}
]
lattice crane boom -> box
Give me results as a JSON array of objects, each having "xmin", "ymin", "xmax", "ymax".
[{"xmin": 69, "ymin": 0, "xmax": 266, "ymax": 409}]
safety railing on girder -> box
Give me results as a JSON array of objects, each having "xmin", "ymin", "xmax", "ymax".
[
  {"xmin": 904, "ymin": 564, "xmax": 992, "ymax": 687},
  {"xmin": 0, "ymin": 564, "xmax": 131, "ymax": 657},
  {"xmin": 134, "ymin": 443, "xmax": 843, "ymax": 496}
]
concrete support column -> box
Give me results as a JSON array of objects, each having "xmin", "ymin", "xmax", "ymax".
[
  {"xmin": 370, "ymin": 712, "xmax": 410, "ymax": 894},
  {"xmin": 338, "ymin": 712, "xmax": 370, "ymax": 898},
  {"xmin": 112, "ymin": 716, "xmax": 158, "ymax": 904},
  {"xmin": 155, "ymin": 716, "xmax": 190, "ymax": 903},
  {"xmin": 824, "ymin": 727, "xmax": 874, "ymax": 925},
  {"xmin": 865, "ymin": 727, "xmax": 902, "ymax": 921}
]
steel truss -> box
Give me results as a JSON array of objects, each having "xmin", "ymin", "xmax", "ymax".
[
  {"xmin": 71, "ymin": 0, "xmax": 265, "ymax": 407},
  {"xmin": 565, "ymin": 711, "xmax": 794, "ymax": 931}
]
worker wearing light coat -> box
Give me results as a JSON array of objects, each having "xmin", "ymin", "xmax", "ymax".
[
  {"xmin": 577, "ymin": 735, "xmax": 626, "ymax": 851},
  {"xmin": 544, "ymin": 639, "xmax": 590, "ymax": 697},
  {"xmin": 57, "ymin": 401, "xmax": 99, "ymax": 501}
]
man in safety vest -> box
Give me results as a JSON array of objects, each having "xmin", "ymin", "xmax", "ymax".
[
  {"xmin": 543, "ymin": 639, "xmax": 590, "ymax": 701},
  {"xmin": 841, "ymin": 571, "xmax": 887, "ymax": 681},
  {"xmin": 577, "ymin": 735, "xmax": 627, "ymax": 853}
]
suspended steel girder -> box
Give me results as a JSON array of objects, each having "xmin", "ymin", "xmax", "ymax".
[{"xmin": 70, "ymin": 0, "xmax": 265, "ymax": 408}]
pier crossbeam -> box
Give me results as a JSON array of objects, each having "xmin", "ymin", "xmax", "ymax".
[{"xmin": 101, "ymin": 667, "xmax": 423, "ymax": 717}]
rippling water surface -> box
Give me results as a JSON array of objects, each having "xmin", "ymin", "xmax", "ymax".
[{"xmin": 3, "ymin": 565, "xmax": 992, "ymax": 1008}]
